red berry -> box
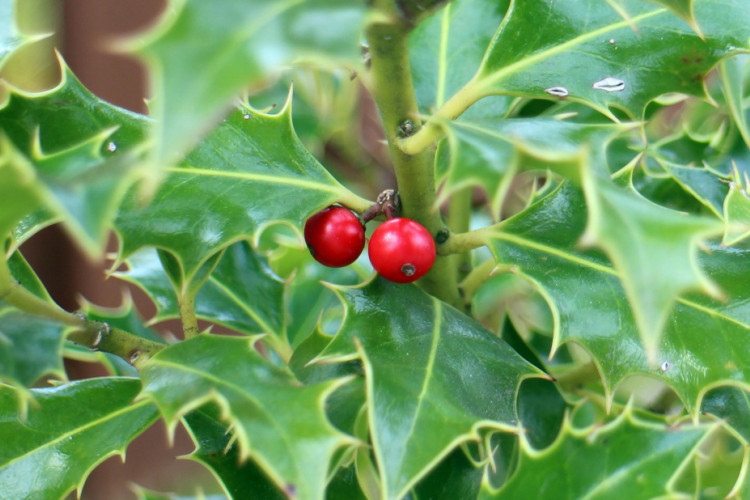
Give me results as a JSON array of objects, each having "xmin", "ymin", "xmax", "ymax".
[
  {"xmin": 304, "ymin": 206, "xmax": 365, "ymax": 267},
  {"xmin": 368, "ymin": 218, "xmax": 436, "ymax": 283}
]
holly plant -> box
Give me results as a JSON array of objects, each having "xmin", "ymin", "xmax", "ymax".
[{"xmin": 3, "ymin": 0, "xmax": 750, "ymax": 498}]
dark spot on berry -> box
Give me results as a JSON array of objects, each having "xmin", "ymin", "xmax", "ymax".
[{"xmin": 401, "ymin": 263, "xmax": 416, "ymax": 276}]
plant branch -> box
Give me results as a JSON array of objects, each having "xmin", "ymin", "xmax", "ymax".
[
  {"xmin": 459, "ymin": 258, "xmax": 498, "ymax": 304},
  {"xmin": 365, "ymin": 16, "xmax": 462, "ymax": 306},
  {"xmin": 436, "ymin": 224, "xmax": 496, "ymax": 255},
  {"xmin": 397, "ymin": 78, "xmax": 485, "ymax": 155},
  {"xmin": 448, "ymin": 186, "xmax": 473, "ymax": 282},
  {"xmin": 0, "ymin": 258, "xmax": 164, "ymax": 368}
]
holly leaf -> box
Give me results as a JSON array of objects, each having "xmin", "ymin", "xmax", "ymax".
[
  {"xmin": 472, "ymin": 0, "xmax": 750, "ymax": 119},
  {"xmin": 0, "ymin": 308, "xmax": 67, "ymax": 391},
  {"xmin": 134, "ymin": 0, "xmax": 366, "ymax": 168},
  {"xmin": 182, "ymin": 404, "xmax": 285, "ymax": 500},
  {"xmin": 315, "ymin": 278, "xmax": 543, "ymax": 500},
  {"xmin": 0, "ymin": 63, "xmax": 148, "ymax": 253},
  {"xmin": 409, "ymin": 0, "xmax": 511, "ymax": 118},
  {"xmin": 701, "ymin": 387, "xmax": 750, "ymax": 445},
  {"xmin": 117, "ymin": 242, "xmax": 286, "ymax": 341},
  {"xmin": 482, "ymin": 410, "xmax": 714, "ymax": 499},
  {"xmin": 0, "ymin": 377, "xmax": 158, "ymax": 500},
  {"xmin": 722, "ymin": 167, "xmax": 750, "ymax": 245},
  {"xmin": 582, "ymin": 177, "xmax": 722, "ymax": 362},
  {"xmin": 115, "ymin": 104, "xmax": 371, "ymax": 285},
  {"xmin": 140, "ymin": 334, "xmax": 356, "ymax": 500},
  {"xmin": 486, "ymin": 182, "xmax": 750, "ymax": 413},
  {"xmin": 436, "ymin": 117, "xmax": 627, "ymax": 214}
]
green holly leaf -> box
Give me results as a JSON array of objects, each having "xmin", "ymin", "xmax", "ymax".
[
  {"xmin": 182, "ymin": 404, "xmax": 285, "ymax": 500},
  {"xmin": 409, "ymin": 0, "xmax": 511, "ymax": 117},
  {"xmin": 316, "ymin": 278, "xmax": 543, "ymax": 500},
  {"xmin": 482, "ymin": 410, "xmax": 714, "ymax": 499},
  {"xmin": 0, "ymin": 308, "xmax": 67, "ymax": 390},
  {"xmin": 118, "ymin": 242, "xmax": 286, "ymax": 342},
  {"xmin": 134, "ymin": 0, "xmax": 366, "ymax": 168},
  {"xmin": 115, "ymin": 105, "xmax": 371, "ymax": 285},
  {"xmin": 701, "ymin": 387, "xmax": 750, "ymax": 444},
  {"xmin": 471, "ymin": 0, "xmax": 750, "ymax": 119},
  {"xmin": 486, "ymin": 182, "xmax": 750, "ymax": 413},
  {"xmin": 722, "ymin": 167, "xmax": 750, "ymax": 245},
  {"xmin": 582, "ymin": 177, "xmax": 722, "ymax": 362},
  {"xmin": 141, "ymin": 334, "xmax": 356, "ymax": 500},
  {"xmin": 721, "ymin": 54, "xmax": 750, "ymax": 149},
  {"xmin": 0, "ymin": 377, "xmax": 158, "ymax": 500},
  {"xmin": 436, "ymin": 117, "xmax": 627, "ymax": 214},
  {"xmin": 0, "ymin": 64, "xmax": 148, "ymax": 253}
]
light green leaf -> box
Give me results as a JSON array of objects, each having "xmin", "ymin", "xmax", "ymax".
[
  {"xmin": 482, "ymin": 410, "xmax": 714, "ymax": 499},
  {"xmin": 182, "ymin": 404, "xmax": 285, "ymax": 500},
  {"xmin": 721, "ymin": 54, "xmax": 750, "ymax": 149},
  {"xmin": 0, "ymin": 308, "xmax": 67, "ymax": 389},
  {"xmin": 141, "ymin": 334, "xmax": 356, "ymax": 500},
  {"xmin": 436, "ymin": 117, "xmax": 626, "ymax": 214},
  {"xmin": 136, "ymin": 0, "xmax": 366, "ymax": 168},
  {"xmin": 722, "ymin": 167, "xmax": 750, "ymax": 245},
  {"xmin": 409, "ymin": 0, "xmax": 510, "ymax": 117},
  {"xmin": 115, "ymin": 105, "xmax": 371, "ymax": 284},
  {"xmin": 0, "ymin": 377, "xmax": 159, "ymax": 500},
  {"xmin": 316, "ymin": 278, "xmax": 543, "ymax": 500},
  {"xmin": 473, "ymin": 0, "xmax": 750, "ymax": 118},
  {"xmin": 0, "ymin": 64, "xmax": 148, "ymax": 253},
  {"xmin": 118, "ymin": 242, "xmax": 286, "ymax": 340},
  {"xmin": 582, "ymin": 177, "xmax": 722, "ymax": 362},
  {"xmin": 486, "ymin": 183, "xmax": 750, "ymax": 413}
]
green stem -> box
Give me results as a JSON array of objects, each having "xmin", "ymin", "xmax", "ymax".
[
  {"xmin": 459, "ymin": 258, "xmax": 498, "ymax": 304},
  {"xmin": 365, "ymin": 16, "xmax": 461, "ymax": 306},
  {"xmin": 397, "ymin": 78, "xmax": 485, "ymax": 155},
  {"xmin": 0, "ymin": 259, "xmax": 164, "ymax": 367},
  {"xmin": 437, "ymin": 224, "xmax": 497, "ymax": 255},
  {"xmin": 179, "ymin": 292, "xmax": 200, "ymax": 339},
  {"xmin": 448, "ymin": 186, "xmax": 473, "ymax": 282}
]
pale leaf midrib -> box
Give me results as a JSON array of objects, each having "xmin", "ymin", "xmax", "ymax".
[
  {"xmin": 477, "ymin": 7, "xmax": 666, "ymax": 90},
  {"xmin": 165, "ymin": 166, "xmax": 343, "ymax": 193}
]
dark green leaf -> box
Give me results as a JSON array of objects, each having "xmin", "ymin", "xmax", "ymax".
[
  {"xmin": 702, "ymin": 387, "xmax": 750, "ymax": 444},
  {"xmin": 482, "ymin": 411, "xmax": 713, "ymax": 499},
  {"xmin": 487, "ymin": 183, "xmax": 750, "ymax": 413},
  {"xmin": 473, "ymin": 0, "xmax": 750, "ymax": 118},
  {"xmin": 141, "ymin": 334, "xmax": 356, "ymax": 500},
  {"xmin": 409, "ymin": 0, "xmax": 510, "ymax": 117},
  {"xmin": 0, "ymin": 65, "xmax": 148, "ymax": 253},
  {"xmin": 115, "ymin": 106, "xmax": 371, "ymax": 283},
  {"xmin": 182, "ymin": 404, "xmax": 285, "ymax": 500},
  {"xmin": 0, "ymin": 377, "xmax": 159, "ymax": 500},
  {"xmin": 0, "ymin": 308, "xmax": 67, "ymax": 389},
  {"xmin": 317, "ymin": 278, "xmax": 543, "ymax": 499}
]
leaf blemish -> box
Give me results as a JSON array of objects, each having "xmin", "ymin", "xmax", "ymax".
[
  {"xmin": 592, "ymin": 77, "xmax": 625, "ymax": 92},
  {"xmin": 545, "ymin": 86, "xmax": 569, "ymax": 97}
]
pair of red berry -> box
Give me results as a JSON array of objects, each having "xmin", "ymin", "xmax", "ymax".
[{"xmin": 303, "ymin": 206, "xmax": 436, "ymax": 283}]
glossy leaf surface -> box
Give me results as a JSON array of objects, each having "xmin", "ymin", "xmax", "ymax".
[
  {"xmin": 0, "ymin": 378, "xmax": 158, "ymax": 500},
  {"xmin": 0, "ymin": 308, "xmax": 67, "ymax": 389},
  {"xmin": 486, "ymin": 183, "xmax": 750, "ymax": 412},
  {"xmin": 115, "ymin": 105, "xmax": 370, "ymax": 282},
  {"xmin": 0, "ymin": 66, "xmax": 148, "ymax": 253},
  {"xmin": 473, "ymin": 0, "xmax": 750, "ymax": 118},
  {"xmin": 483, "ymin": 412, "xmax": 712, "ymax": 499},
  {"xmin": 317, "ymin": 278, "xmax": 542, "ymax": 499},
  {"xmin": 137, "ymin": 0, "xmax": 366, "ymax": 168},
  {"xmin": 409, "ymin": 0, "xmax": 510, "ymax": 117},
  {"xmin": 141, "ymin": 334, "xmax": 355, "ymax": 500},
  {"xmin": 182, "ymin": 404, "xmax": 285, "ymax": 500}
]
